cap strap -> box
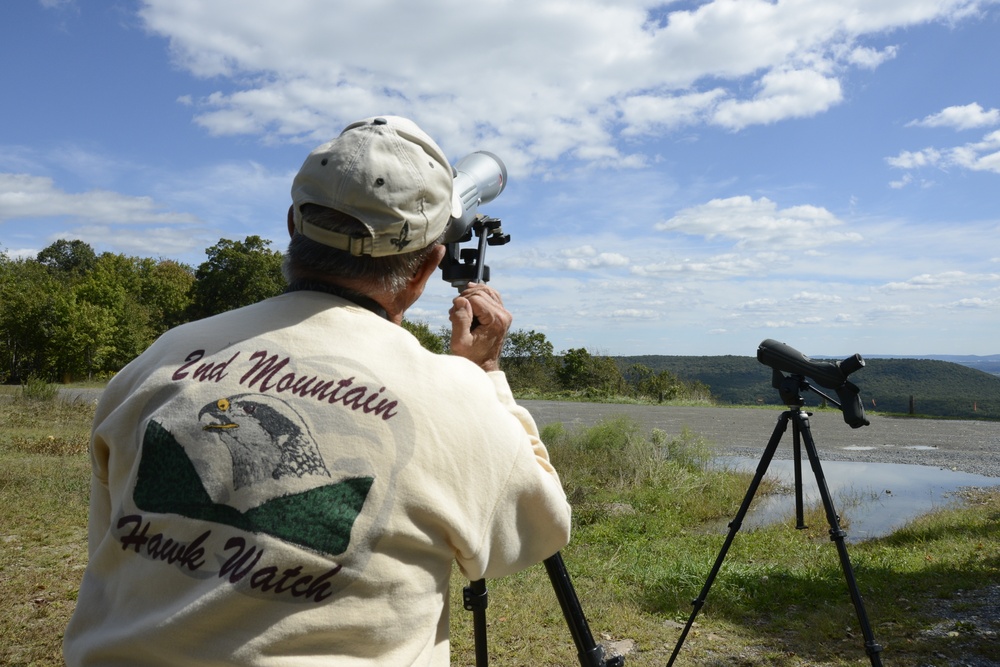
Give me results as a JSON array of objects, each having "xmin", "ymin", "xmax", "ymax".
[{"xmin": 298, "ymin": 219, "xmax": 374, "ymax": 256}]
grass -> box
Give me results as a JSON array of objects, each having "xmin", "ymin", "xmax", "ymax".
[
  {"xmin": 0, "ymin": 386, "xmax": 93, "ymax": 666},
  {"xmin": 2, "ymin": 386, "xmax": 998, "ymax": 666}
]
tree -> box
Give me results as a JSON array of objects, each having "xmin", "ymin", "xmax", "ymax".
[
  {"xmin": 502, "ymin": 329, "xmax": 557, "ymax": 392},
  {"xmin": 401, "ymin": 319, "xmax": 447, "ymax": 354},
  {"xmin": 74, "ymin": 254, "xmax": 150, "ymax": 368},
  {"xmin": 36, "ymin": 239, "xmax": 97, "ymax": 277},
  {"xmin": 137, "ymin": 258, "xmax": 195, "ymax": 332},
  {"xmin": 0, "ymin": 256, "xmax": 63, "ymax": 382},
  {"xmin": 188, "ymin": 236, "xmax": 285, "ymax": 319},
  {"xmin": 623, "ymin": 363, "xmax": 680, "ymax": 402},
  {"xmin": 557, "ymin": 347, "xmax": 622, "ymax": 395},
  {"xmin": 47, "ymin": 290, "xmax": 117, "ymax": 382}
]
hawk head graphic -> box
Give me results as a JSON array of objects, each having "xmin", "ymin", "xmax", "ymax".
[{"xmin": 199, "ymin": 394, "xmax": 330, "ymax": 489}]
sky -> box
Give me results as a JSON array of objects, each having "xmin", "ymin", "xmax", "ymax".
[{"xmin": 2, "ymin": 0, "xmax": 999, "ymax": 359}]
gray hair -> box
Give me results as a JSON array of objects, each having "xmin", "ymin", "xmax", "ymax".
[{"xmin": 283, "ymin": 204, "xmax": 441, "ymax": 293}]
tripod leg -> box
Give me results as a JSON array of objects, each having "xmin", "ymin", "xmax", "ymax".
[
  {"xmin": 544, "ymin": 552, "xmax": 624, "ymax": 667},
  {"xmin": 796, "ymin": 413, "xmax": 884, "ymax": 667},
  {"xmin": 464, "ymin": 579, "xmax": 489, "ymax": 667},
  {"xmin": 666, "ymin": 411, "xmax": 791, "ymax": 667},
  {"xmin": 793, "ymin": 416, "xmax": 805, "ymax": 528}
]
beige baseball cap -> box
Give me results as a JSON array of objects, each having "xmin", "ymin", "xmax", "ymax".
[{"xmin": 290, "ymin": 116, "xmax": 460, "ymax": 256}]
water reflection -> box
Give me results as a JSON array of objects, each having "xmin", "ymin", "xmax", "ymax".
[{"xmin": 713, "ymin": 456, "xmax": 1000, "ymax": 542}]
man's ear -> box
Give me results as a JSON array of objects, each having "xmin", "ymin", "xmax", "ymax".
[
  {"xmin": 287, "ymin": 205, "xmax": 296, "ymax": 238},
  {"xmin": 411, "ymin": 244, "xmax": 447, "ymax": 291}
]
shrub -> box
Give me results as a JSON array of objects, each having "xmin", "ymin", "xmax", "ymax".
[{"xmin": 17, "ymin": 377, "xmax": 59, "ymax": 402}]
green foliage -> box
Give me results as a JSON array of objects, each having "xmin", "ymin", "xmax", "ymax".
[
  {"xmin": 1, "ymin": 242, "xmax": 197, "ymax": 383},
  {"xmin": 401, "ymin": 319, "xmax": 447, "ymax": 354},
  {"xmin": 557, "ymin": 347, "xmax": 623, "ymax": 396},
  {"xmin": 17, "ymin": 377, "xmax": 59, "ymax": 402},
  {"xmin": 501, "ymin": 329, "xmax": 558, "ymax": 392},
  {"xmin": 0, "ymin": 255, "xmax": 63, "ymax": 382},
  {"xmin": 47, "ymin": 290, "xmax": 118, "ymax": 382},
  {"xmin": 36, "ymin": 239, "xmax": 97, "ymax": 277},
  {"xmin": 188, "ymin": 236, "xmax": 285, "ymax": 319},
  {"xmin": 544, "ymin": 416, "xmax": 715, "ymax": 506},
  {"xmin": 139, "ymin": 258, "xmax": 195, "ymax": 330}
]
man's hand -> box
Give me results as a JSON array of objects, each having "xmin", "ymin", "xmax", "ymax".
[{"xmin": 449, "ymin": 283, "xmax": 512, "ymax": 372}]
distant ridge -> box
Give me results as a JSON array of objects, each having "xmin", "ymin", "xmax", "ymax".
[
  {"xmin": 614, "ymin": 355, "xmax": 1000, "ymax": 419},
  {"xmin": 841, "ymin": 355, "xmax": 1000, "ymax": 377}
]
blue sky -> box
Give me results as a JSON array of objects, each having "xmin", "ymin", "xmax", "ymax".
[{"xmin": 3, "ymin": 0, "xmax": 999, "ymax": 358}]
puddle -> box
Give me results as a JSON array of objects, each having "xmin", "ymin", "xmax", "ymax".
[{"xmin": 713, "ymin": 456, "xmax": 1000, "ymax": 542}]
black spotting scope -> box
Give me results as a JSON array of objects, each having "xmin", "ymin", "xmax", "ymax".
[{"xmin": 757, "ymin": 339, "xmax": 869, "ymax": 428}]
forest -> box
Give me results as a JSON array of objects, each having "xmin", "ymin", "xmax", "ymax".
[
  {"xmin": 4, "ymin": 238, "xmax": 997, "ymax": 419},
  {"xmin": 0, "ymin": 238, "xmax": 708, "ymax": 404}
]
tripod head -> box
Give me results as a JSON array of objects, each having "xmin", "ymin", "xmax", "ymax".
[
  {"xmin": 757, "ymin": 339, "xmax": 869, "ymax": 428},
  {"xmin": 439, "ymin": 214, "xmax": 510, "ymax": 290}
]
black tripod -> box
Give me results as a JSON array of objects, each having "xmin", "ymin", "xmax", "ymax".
[
  {"xmin": 666, "ymin": 371, "xmax": 884, "ymax": 666},
  {"xmin": 464, "ymin": 552, "xmax": 625, "ymax": 667}
]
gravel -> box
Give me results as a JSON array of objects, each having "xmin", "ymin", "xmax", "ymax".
[{"xmin": 520, "ymin": 401, "xmax": 1000, "ymax": 479}]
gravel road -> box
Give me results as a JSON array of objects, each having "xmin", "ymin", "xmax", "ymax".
[
  {"xmin": 520, "ymin": 400, "xmax": 1000, "ymax": 479},
  {"xmin": 63, "ymin": 389, "xmax": 1000, "ymax": 478}
]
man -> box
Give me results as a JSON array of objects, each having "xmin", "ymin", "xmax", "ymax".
[{"xmin": 64, "ymin": 116, "xmax": 572, "ymax": 666}]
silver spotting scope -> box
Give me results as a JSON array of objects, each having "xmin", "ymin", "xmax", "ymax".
[
  {"xmin": 443, "ymin": 151, "xmax": 507, "ymax": 244},
  {"xmin": 440, "ymin": 151, "xmax": 510, "ymax": 290}
]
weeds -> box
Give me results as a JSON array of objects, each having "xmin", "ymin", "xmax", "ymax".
[{"xmin": 17, "ymin": 376, "xmax": 61, "ymax": 402}]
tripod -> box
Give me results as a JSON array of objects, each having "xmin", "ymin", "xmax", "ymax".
[
  {"xmin": 666, "ymin": 372, "xmax": 884, "ymax": 666},
  {"xmin": 464, "ymin": 552, "xmax": 625, "ymax": 667}
]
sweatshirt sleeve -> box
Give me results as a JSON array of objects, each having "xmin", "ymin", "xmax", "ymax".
[{"xmin": 455, "ymin": 372, "xmax": 572, "ymax": 581}]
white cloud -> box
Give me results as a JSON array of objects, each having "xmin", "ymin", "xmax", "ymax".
[
  {"xmin": 64, "ymin": 224, "xmax": 216, "ymax": 259},
  {"xmin": 610, "ymin": 309, "xmax": 659, "ymax": 319},
  {"xmin": 846, "ymin": 44, "xmax": 899, "ymax": 68},
  {"xmin": 0, "ymin": 173, "xmax": 198, "ymax": 225},
  {"xmin": 619, "ymin": 90, "xmax": 726, "ymax": 136},
  {"xmin": 712, "ymin": 68, "xmax": 843, "ymax": 130},
  {"xmin": 631, "ymin": 252, "xmax": 769, "ymax": 278},
  {"xmin": 889, "ymin": 173, "xmax": 913, "ymax": 189},
  {"xmin": 654, "ymin": 196, "xmax": 862, "ymax": 249},
  {"xmin": 880, "ymin": 271, "xmax": 997, "ymax": 291},
  {"xmin": 888, "ymin": 133, "xmax": 1000, "ymax": 175},
  {"xmin": 889, "ymin": 108, "xmax": 1000, "ymax": 181},
  {"xmin": 947, "ymin": 297, "xmax": 995, "ymax": 308},
  {"xmin": 558, "ymin": 245, "xmax": 631, "ymax": 270},
  {"xmin": 137, "ymin": 0, "xmax": 991, "ymax": 166},
  {"xmin": 886, "ymin": 148, "xmax": 942, "ymax": 169},
  {"xmin": 792, "ymin": 291, "xmax": 844, "ymax": 304},
  {"xmin": 39, "ymin": 0, "xmax": 76, "ymax": 10},
  {"xmin": 908, "ymin": 102, "xmax": 1000, "ymax": 130}
]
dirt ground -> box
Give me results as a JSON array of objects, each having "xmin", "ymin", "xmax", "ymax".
[{"xmin": 520, "ymin": 400, "xmax": 1000, "ymax": 479}]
